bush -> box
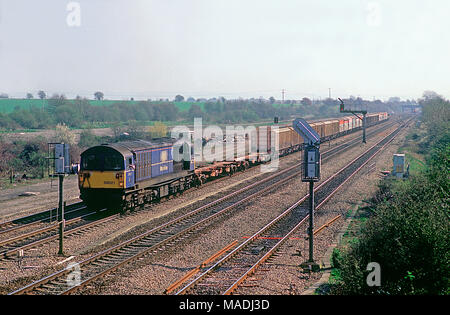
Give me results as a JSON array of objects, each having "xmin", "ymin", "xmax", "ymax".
[
  {"xmin": 331, "ymin": 248, "xmax": 343, "ymax": 269},
  {"xmin": 147, "ymin": 122, "xmax": 168, "ymax": 138},
  {"xmin": 78, "ymin": 129, "xmax": 101, "ymax": 148},
  {"xmin": 5, "ymin": 138, "xmax": 47, "ymax": 178},
  {"xmin": 333, "ymin": 96, "xmax": 449, "ymax": 295},
  {"xmin": 335, "ymin": 173, "xmax": 449, "ymax": 295}
]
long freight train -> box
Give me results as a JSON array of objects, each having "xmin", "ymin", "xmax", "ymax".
[{"xmin": 78, "ymin": 112, "xmax": 388, "ymax": 211}]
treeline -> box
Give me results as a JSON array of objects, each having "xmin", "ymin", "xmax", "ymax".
[
  {"xmin": 330, "ymin": 93, "xmax": 449, "ymax": 295},
  {"xmin": 0, "ymin": 94, "xmax": 408, "ymax": 130},
  {"xmin": 0, "ymin": 121, "xmax": 171, "ymax": 182},
  {"xmin": 0, "ymin": 96, "xmax": 179, "ymax": 130},
  {"xmin": 186, "ymin": 100, "xmax": 339, "ymax": 124},
  {"xmin": 166, "ymin": 95, "xmax": 414, "ymax": 123}
]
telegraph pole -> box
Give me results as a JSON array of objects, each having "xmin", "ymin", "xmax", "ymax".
[
  {"xmin": 328, "ymin": 88, "xmax": 331, "ymax": 99},
  {"xmin": 282, "ymin": 89, "xmax": 285, "ymax": 103}
]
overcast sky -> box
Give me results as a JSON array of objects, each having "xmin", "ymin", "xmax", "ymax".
[{"xmin": 0, "ymin": 0, "xmax": 449, "ymax": 101}]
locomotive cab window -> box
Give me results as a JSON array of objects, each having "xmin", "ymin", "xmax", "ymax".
[
  {"xmin": 81, "ymin": 148, "xmax": 125, "ymax": 171},
  {"xmin": 104, "ymin": 155, "xmax": 124, "ymax": 170}
]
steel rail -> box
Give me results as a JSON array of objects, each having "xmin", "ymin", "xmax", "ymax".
[
  {"xmin": 0, "ymin": 116, "xmax": 393, "ymax": 235},
  {"xmin": 8, "ymin": 117, "xmax": 399, "ymax": 295},
  {"xmin": 175, "ymin": 119, "xmax": 410, "ymax": 295},
  {"xmin": 221, "ymin": 118, "xmax": 410, "ymax": 295},
  {"xmin": 0, "ymin": 201, "xmax": 85, "ymax": 235},
  {"xmin": 164, "ymin": 240, "xmax": 239, "ymax": 294},
  {"xmin": 8, "ymin": 163, "xmax": 305, "ymax": 295},
  {"xmin": 0, "ymin": 209, "xmax": 113, "ymax": 259},
  {"xmin": 1, "ymin": 117, "xmax": 393, "ymax": 251},
  {"xmin": 313, "ymin": 214, "xmax": 342, "ymax": 236}
]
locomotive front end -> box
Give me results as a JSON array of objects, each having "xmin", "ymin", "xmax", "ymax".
[{"xmin": 79, "ymin": 145, "xmax": 129, "ymax": 209}]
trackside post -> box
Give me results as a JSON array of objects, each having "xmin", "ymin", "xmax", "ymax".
[
  {"xmin": 292, "ymin": 119, "xmax": 321, "ymax": 272},
  {"xmin": 47, "ymin": 143, "xmax": 71, "ymax": 256}
]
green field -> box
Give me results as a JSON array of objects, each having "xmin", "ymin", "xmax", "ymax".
[
  {"xmin": 0, "ymin": 99, "xmax": 207, "ymax": 114},
  {"xmin": 0, "ymin": 98, "xmax": 298, "ymax": 114}
]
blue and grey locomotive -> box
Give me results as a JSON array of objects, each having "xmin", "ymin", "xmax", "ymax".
[{"xmin": 79, "ymin": 138, "xmax": 195, "ymax": 210}]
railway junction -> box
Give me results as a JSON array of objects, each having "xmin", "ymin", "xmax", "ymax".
[{"xmin": 0, "ymin": 114, "xmax": 415, "ymax": 295}]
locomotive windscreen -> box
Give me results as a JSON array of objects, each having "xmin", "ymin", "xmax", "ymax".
[{"xmin": 81, "ymin": 147, "xmax": 125, "ymax": 171}]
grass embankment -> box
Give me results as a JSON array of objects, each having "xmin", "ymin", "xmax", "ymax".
[{"xmin": 325, "ymin": 108, "xmax": 449, "ymax": 295}]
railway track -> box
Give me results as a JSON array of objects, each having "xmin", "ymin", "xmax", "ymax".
[
  {"xmin": 174, "ymin": 118, "xmax": 410, "ymax": 295},
  {"xmin": 0, "ymin": 209, "xmax": 115, "ymax": 259},
  {"xmin": 7, "ymin": 155, "xmax": 316, "ymax": 295},
  {"xmin": 0, "ymin": 201, "xmax": 85, "ymax": 236},
  {"xmin": 7, "ymin": 118, "xmax": 404, "ymax": 295},
  {"xmin": 0, "ymin": 119, "xmax": 397, "ymax": 263},
  {"xmin": 0, "ymin": 117, "xmax": 394, "ymax": 236}
]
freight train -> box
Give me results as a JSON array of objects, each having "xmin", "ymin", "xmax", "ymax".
[
  {"xmin": 275, "ymin": 112, "xmax": 388, "ymax": 156},
  {"xmin": 78, "ymin": 112, "xmax": 388, "ymax": 211}
]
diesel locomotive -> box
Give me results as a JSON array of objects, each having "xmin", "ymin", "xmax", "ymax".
[{"xmin": 79, "ymin": 138, "xmax": 195, "ymax": 211}]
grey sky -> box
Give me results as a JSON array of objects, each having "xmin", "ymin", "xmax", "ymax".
[{"xmin": 0, "ymin": 0, "xmax": 449, "ymax": 100}]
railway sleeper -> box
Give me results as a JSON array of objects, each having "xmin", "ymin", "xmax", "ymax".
[
  {"xmin": 127, "ymin": 243, "xmax": 149, "ymax": 249},
  {"xmin": 94, "ymin": 258, "xmax": 119, "ymax": 265},
  {"xmin": 107, "ymin": 253, "xmax": 126, "ymax": 259}
]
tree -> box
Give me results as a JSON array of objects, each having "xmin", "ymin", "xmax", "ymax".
[
  {"xmin": 388, "ymin": 96, "xmax": 401, "ymax": 103},
  {"xmin": 54, "ymin": 123, "xmax": 76, "ymax": 145},
  {"xmin": 421, "ymin": 90, "xmax": 441, "ymax": 101},
  {"xmin": 47, "ymin": 94, "xmax": 68, "ymax": 114},
  {"xmin": 9, "ymin": 109, "xmax": 39, "ymax": 129},
  {"xmin": 323, "ymin": 98, "xmax": 338, "ymax": 106},
  {"xmin": 301, "ymin": 97, "xmax": 312, "ymax": 106},
  {"xmin": 26, "ymin": 93, "xmax": 34, "ymax": 99},
  {"xmin": 38, "ymin": 91, "xmax": 46, "ymax": 99},
  {"xmin": 147, "ymin": 121, "xmax": 168, "ymax": 138},
  {"xmin": 54, "ymin": 105, "xmax": 82, "ymax": 127},
  {"xmin": 269, "ymin": 96, "xmax": 275, "ymax": 104},
  {"xmin": 187, "ymin": 104, "xmax": 204, "ymax": 119},
  {"xmin": 78, "ymin": 129, "xmax": 101, "ymax": 148},
  {"xmin": 94, "ymin": 91, "xmax": 104, "ymax": 100},
  {"xmin": 175, "ymin": 95, "xmax": 185, "ymax": 102}
]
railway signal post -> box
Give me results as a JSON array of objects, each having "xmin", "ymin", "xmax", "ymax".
[
  {"xmin": 339, "ymin": 98, "xmax": 367, "ymax": 143},
  {"xmin": 58, "ymin": 176, "xmax": 65, "ymax": 256},
  {"xmin": 293, "ymin": 119, "xmax": 321, "ymax": 272},
  {"xmin": 48, "ymin": 143, "xmax": 71, "ymax": 256}
]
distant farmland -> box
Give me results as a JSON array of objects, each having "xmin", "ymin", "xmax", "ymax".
[{"xmin": 0, "ymin": 99, "xmax": 206, "ymax": 114}]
